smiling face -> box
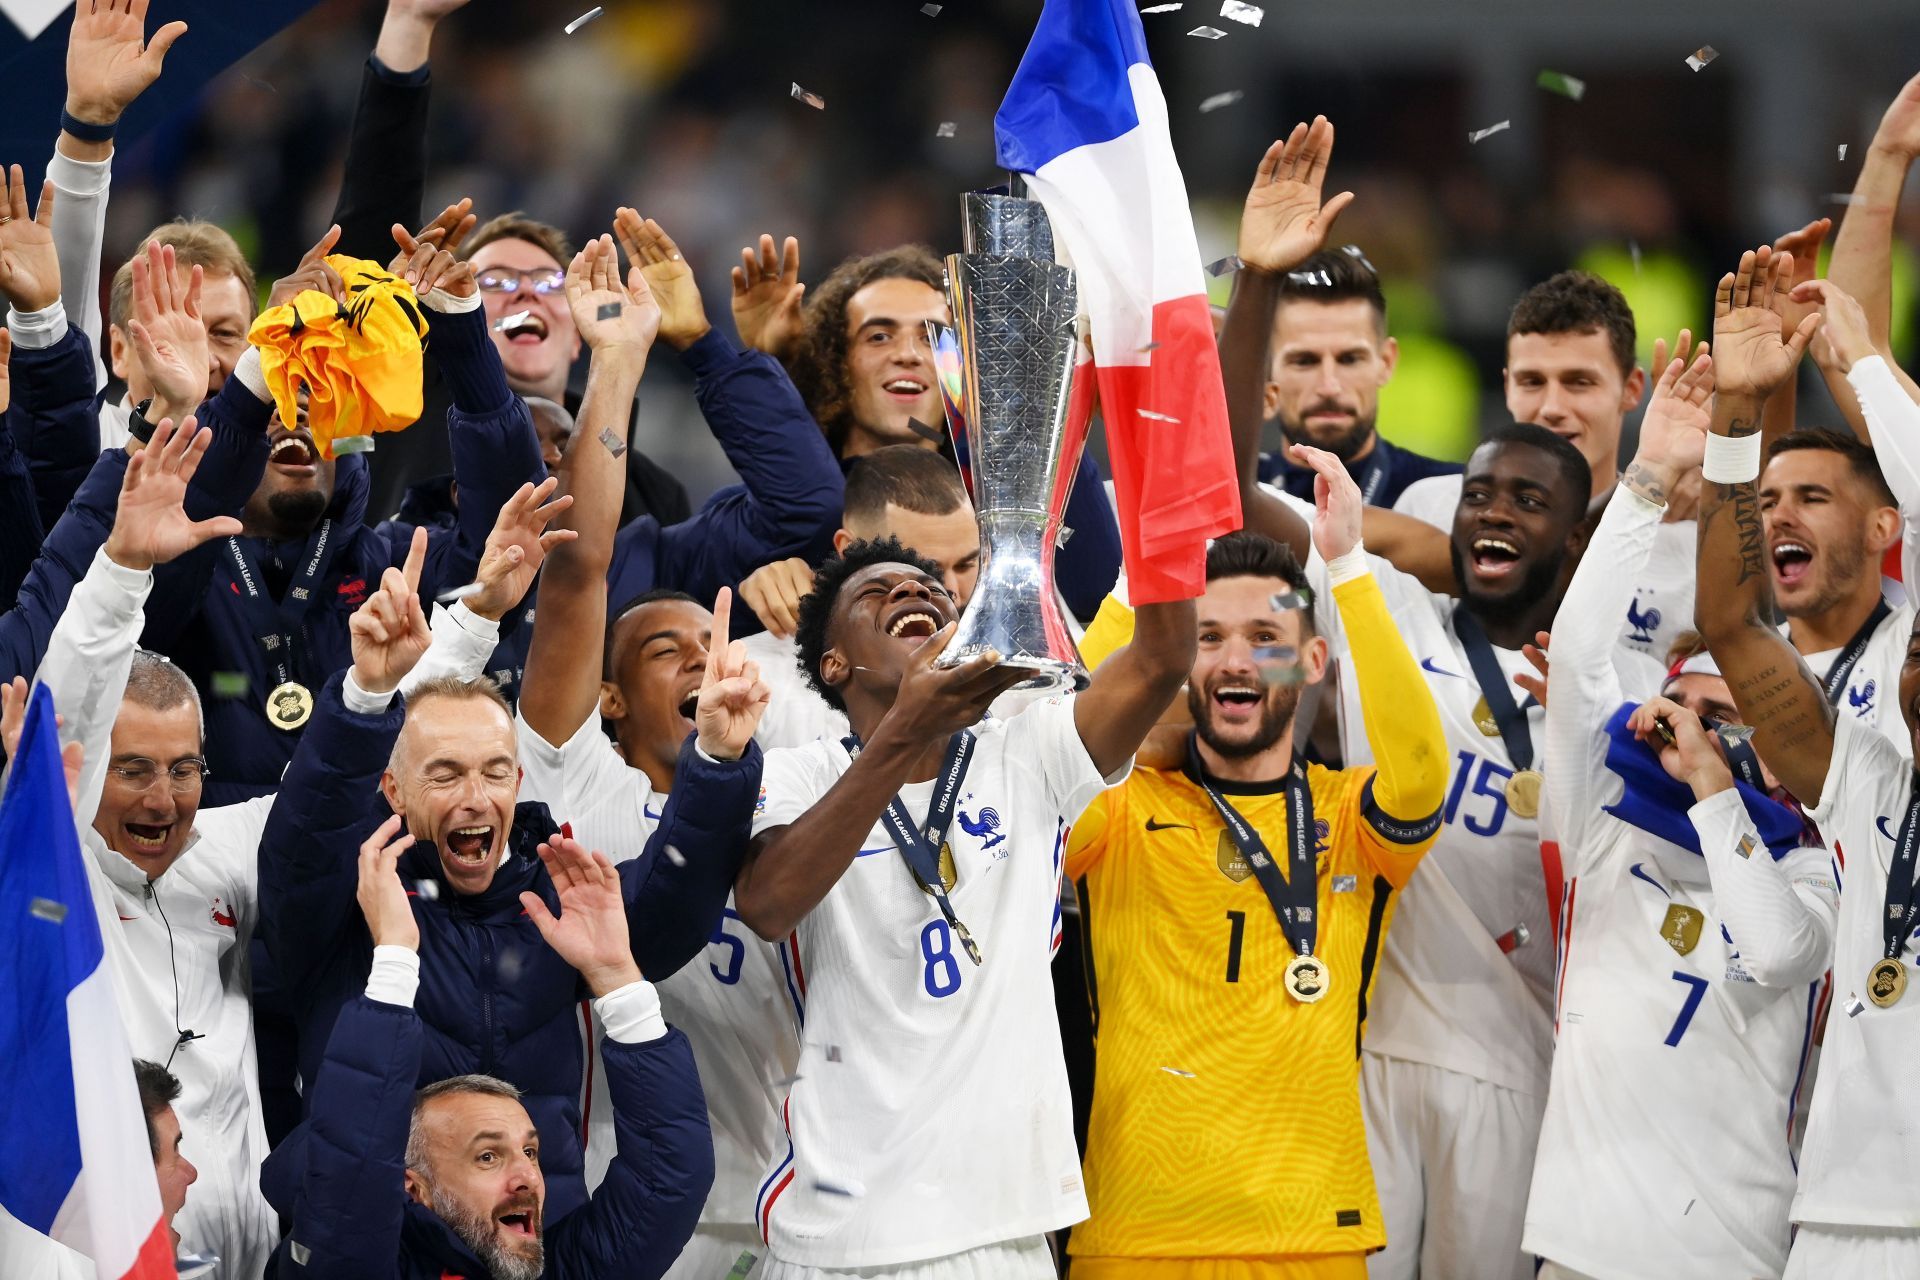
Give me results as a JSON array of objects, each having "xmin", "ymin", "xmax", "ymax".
[
  {"xmin": 818, "ymin": 563, "xmax": 958, "ymax": 711},
  {"xmin": 1263, "ymin": 298, "xmax": 1396, "ymax": 463},
  {"xmin": 243, "ymin": 387, "xmax": 336, "ymax": 538},
  {"xmin": 96, "ymin": 699, "xmax": 205, "ymax": 878},
  {"xmin": 1188, "ymin": 575, "xmax": 1328, "ymax": 764},
  {"xmin": 471, "ymin": 238, "xmax": 580, "ymax": 401},
  {"xmin": 150, "ymin": 1105, "xmax": 197, "ymax": 1250},
  {"xmin": 841, "ymin": 278, "xmax": 949, "ymax": 457},
  {"xmin": 840, "ymin": 501, "xmax": 981, "ymax": 607},
  {"xmin": 407, "ymin": 1091, "xmax": 545, "ymax": 1280},
  {"xmin": 381, "ymin": 694, "xmax": 522, "ymax": 897},
  {"xmin": 1449, "ymin": 440, "xmax": 1587, "ymax": 623},
  {"xmin": 1760, "ymin": 447, "xmax": 1897, "ymax": 619},
  {"xmin": 602, "ymin": 598, "xmax": 714, "ymax": 787},
  {"xmin": 1504, "ymin": 329, "xmax": 1642, "ymax": 500}
]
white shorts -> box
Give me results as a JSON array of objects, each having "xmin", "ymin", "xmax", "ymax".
[
  {"xmin": 1785, "ymin": 1225, "xmax": 1920, "ymax": 1279},
  {"xmin": 758, "ymin": 1235, "xmax": 1055, "ymax": 1280},
  {"xmin": 1361, "ymin": 1054, "xmax": 1543, "ymax": 1280},
  {"xmin": 663, "ymin": 1223, "xmax": 763, "ymax": 1280}
]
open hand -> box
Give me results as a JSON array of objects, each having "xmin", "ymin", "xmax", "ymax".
[
  {"xmin": 884, "ymin": 622, "xmax": 1029, "ymax": 743},
  {"xmin": 101, "ymin": 414, "xmax": 243, "ymax": 571},
  {"xmin": 0, "ymin": 677, "xmax": 84, "ymax": 808},
  {"xmin": 1771, "ymin": 218, "xmax": 1830, "ymax": 349},
  {"xmin": 1789, "ymin": 279, "xmax": 1877, "ymax": 374},
  {"xmin": 0, "ymin": 166, "xmax": 59, "ymax": 313},
  {"xmin": 355, "ymin": 814, "xmax": 420, "ymax": 951},
  {"xmin": 737, "ymin": 557, "xmax": 814, "ymax": 640},
  {"xmin": 268, "ymin": 224, "xmax": 345, "ymax": 309},
  {"xmin": 1514, "ymin": 630, "xmax": 1550, "ymax": 706},
  {"xmin": 730, "ymin": 233, "xmax": 805, "ymax": 360},
  {"xmin": 1711, "ymin": 246, "xmax": 1820, "ymax": 401},
  {"xmin": 1236, "ymin": 117, "xmax": 1356, "ymax": 274},
  {"xmin": 390, "ymin": 198, "xmax": 478, "ymax": 299},
  {"xmin": 65, "ymin": 0, "xmax": 187, "ymax": 128},
  {"xmin": 614, "ymin": 209, "xmax": 710, "ymax": 351},
  {"xmin": 349, "ymin": 527, "xmax": 432, "ymax": 695},
  {"xmin": 127, "ymin": 241, "xmax": 210, "ymax": 421},
  {"xmin": 694, "ymin": 587, "xmax": 770, "ymax": 760},
  {"xmin": 523, "ymin": 834, "xmax": 641, "ymax": 996},
  {"xmin": 1627, "ymin": 694, "xmax": 1734, "ymax": 795},
  {"xmin": 1871, "ymin": 68, "xmax": 1920, "ymax": 160},
  {"xmin": 1290, "ymin": 441, "xmax": 1364, "ymax": 561},
  {"xmin": 463, "ymin": 477, "xmax": 576, "ymax": 621},
  {"xmin": 565, "ymin": 234, "xmax": 661, "ymax": 356},
  {"xmin": 1631, "ymin": 331, "xmax": 1714, "ymax": 486}
]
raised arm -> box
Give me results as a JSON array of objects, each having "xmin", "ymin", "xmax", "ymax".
[
  {"xmin": 730, "ymin": 232, "xmax": 807, "ymax": 364},
  {"xmin": 1828, "ymin": 72, "xmax": 1920, "ymax": 353},
  {"xmin": 1696, "ymin": 246, "xmax": 1834, "ymax": 807},
  {"xmin": 518, "ymin": 235, "xmax": 659, "ymax": 747}
]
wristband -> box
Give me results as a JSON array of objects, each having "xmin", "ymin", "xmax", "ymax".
[
  {"xmin": 59, "ymin": 109, "xmax": 116, "ymax": 143},
  {"xmin": 1324, "ymin": 545, "xmax": 1371, "ymax": 587},
  {"xmin": 1701, "ymin": 432, "xmax": 1762, "ymax": 484},
  {"xmin": 126, "ymin": 398, "xmax": 158, "ymax": 445}
]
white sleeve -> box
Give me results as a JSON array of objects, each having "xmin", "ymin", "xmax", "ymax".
[
  {"xmin": 594, "ymin": 980, "xmax": 668, "ymax": 1044},
  {"xmin": 1690, "ymin": 788, "xmax": 1838, "ymax": 987},
  {"xmin": 1016, "ymin": 693, "xmax": 1129, "ymax": 821},
  {"xmin": 25, "ymin": 549, "xmax": 152, "ymax": 825},
  {"xmin": 1391, "ymin": 475, "xmax": 1459, "ymax": 531},
  {"xmin": 752, "ymin": 745, "xmax": 828, "ymax": 836},
  {"xmin": 1846, "ymin": 356, "xmax": 1920, "ymax": 604},
  {"xmin": 364, "ymin": 945, "xmax": 421, "ymax": 1007},
  {"xmin": 1544, "ymin": 487, "xmax": 1660, "ymax": 860},
  {"xmin": 399, "ymin": 601, "xmax": 501, "ymax": 693},
  {"xmin": 46, "ymin": 147, "xmax": 112, "ymax": 394},
  {"xmin": 514, "ymin": 707, "xmax": 649, "ymax": 825}
]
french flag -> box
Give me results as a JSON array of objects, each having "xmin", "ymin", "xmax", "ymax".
[
  {"xmin": 0, "ymin": 685, "xmax": 176, "ymax": 1280},
  {"xmin": 996, "ymin": 0, "xmax": 1241, "ymax": 603}
]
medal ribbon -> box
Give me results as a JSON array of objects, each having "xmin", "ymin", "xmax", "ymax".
[
  {"xmin": 221, "ymin": 520, "xmax": 338, "ymax": 688},
  {"xmin": 1819, "ymin": 598, "xmax": 1892, "ymax": 706},
  {"xmin": 842, "ymin": 730, "xmax": 983, "ymax": 965},
  {"xmin": 1880, "ymin": 772, "xmax": 1920, "ymax": 963},
  {"xmin": 1186, "ymin": 733, "xmax": 1318, "ymax": 959},
  {"xmin": 1451, "ymin": 607, "xmax": 1535, "ymax": 771},
  {"xmin": 1353, "ymin": 449, "xmax": 1389, "ymax": 507}
]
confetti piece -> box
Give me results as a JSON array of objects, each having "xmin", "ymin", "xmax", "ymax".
[
  {"xmin": 1684, "ymin": 1198, "xmax": 1695, "ymax": 1215},
  {"xmin": 416, "ymin": 880, "xmax": 440, "ymax": 901},
  {"xmin": 936, "ymin": 121, "xmax": 956, "ymax": 138},
  {"xmin": 436, "ymin": 582, "xmax": 484, "ymax": 604},
  {"xmin": 1159, "ymin": 1066, "xmax": 1197, "ymax": 1078},
  {"xmin": 598, "ymin": 425, "xmax": 628, "ymax": 458},
  {"xmin": 791, "ymin": 82, "xmax": 826, "ymax": 110},
  {"xmin": 906, "ymin": 417, "xmax": 945, "ymax": 445},
  {"xmin": 494, "ymin": 309, "xmax": 536, "ymax": 334},
  {"xmin": 30, "ymin": 898, "xmax": 67, "ymax": 924},
  {"xmin": 825, "ymin": 1044, "xmax": 843, "ymax": 1062},
  {"xmin": 1536, "ymin": 70, "xmax": 1585, "ymax": 101},
  {"xmin": 333, "ymin": 435, "xmax": 375, "ymax": 456},
  {"xmin": 211, "ymin": 671, "xmax": 250, "ymax": 699},
  {"xmin": 1188, "ymin": 25, "xmax": 1228, "ymax": 38},
  {"xmin": 1468, "ymin": 120, "xmax": 1511, "ymax": 144},
  {"xmin": 1268, "ymin": 587, "xmax": 1314, "ymax": 610},
  {"xmin": 1206, "ymin": 253, "xmax": 1244, "ymax": 277},
  {"xmin": 920, "ymin": 2, "xmax": 942, "ymax": 12},
  {"xmin": 1846, "ymin": 994, "xmax": 1866, "ymax": 1017},
  {"xmin": 243, "ymin": 75, "xmax": 278, "ymax": 95},
  {"xmin": 664, "ymin": 845, "xmax": 687, "ymax": 867},
  {"xmin": 1137, "ymin": 341, "xmax": 1162, "ymax": 353},
  {"xmin": 1140, "ymin": 2, "xmax": 1183, "ymax": 10},
  {"xmin": 1332, "ymin": 875, "xmax": 1357, "ymax": 892},
  {"xmin": 1839, "ymin": 144, "xmax": 1849, "ymax": 161},
  {"xmin": 1629, "ymin": 239, "xmax": 1642, "ymax": 275},
  {"xmin": 1684, "ymin": 46, "xmax": 1717, "ymax": 72},
  {"xmin": 1199, "ymin": 90, "xmax": 1244, "ymax": 113},
  {"xmin": 1137, "ymin": 408, "xmax": 1181, "ymax": 422},
  {"xmin": 726, "ymin": 1253, "xmax": 760, "ymax": 1280},
  {"xmin": 814, "ymin": 1178, "xmax": 867, "ymax": 1197},
  {"xmin": 1219, "ymin": 0, "xmax": 1262, "ymax": 24},
  {"xmin": 564, "ymin": 6, "xmax": 603, "ymax": 35},
  {"xmin": 1055, "ymin": 525, "xmax": 1074, "ymax": 550},
  {"xmin": 1287, "ymin": 269, "xmax": 1332, "ymax": 286},
  {"xmin": 498, "ymin": 948, "xmax": 525, "ymax": 982},
  {"xmin": 1828, "ymin": 193, "xmax": 1862, "ymax": 205},
  {"xmin": 289, "ymin": 1243, "xmax": 311, "ymax": 1267},
  {"xmin": 596, "ymin": 301, "xmax": 623, "ymax": 321}
]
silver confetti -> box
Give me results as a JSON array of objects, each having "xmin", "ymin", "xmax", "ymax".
[
  {"xmin": 1136, "ymin": 409, "xmax": 1180, "ymax": 422},
  {"xmin": 1199, "ymin": 90, "xmax": 1244, "ymax": 114},
  {"xmin": 1159, "ymin": 1066, "xmax": 1197, "ymax": 1077},
  {"xmin": 1332, "ymin": 875, "xmax": 1357, "ymax": 893},
  {"xmin": 663, "ymin": 845, "xmax": 687, "ymax": 867},
  {"xmin": 790, "ymin": 82, "xmax": 826, "ymax": 110},
  {"xmin": 1684, "ymin": 45, "xmax": 1717, "ymax": 72},
  {"xmin": 1287, "ymin": 269, "xmax": 1332, "ymax": 286},
  {"xmin": 564, "ymin": 6, "xmax": 603, "ymax": 35},
  {"xmin": 415, "ymin": 880, "xmax": 440, "ymax": 901},
  {"xmin": 1219, "ymin": 0, "xmax": 1262, "ymax": 24},
  {"xmin": 497, "ymin": 948, "xmax": 524, "ymax": 982},
  {"xmin": 1829, "ymin": 193, "xmax": 1863, "ymax": 205},
  {"xmin": 436, "ymin": 582, "xmax": 484, "ymax": 605},
  {"xmin": 1187, "ymin": 25, "xmax": 1228, "ymax": 39},
  {"xmin": 1055, "ymin": 525, "xmax": 1073, "ymax": 549},
  {"xmin": 920, "ymin": 2, "xmax": 942, "ymax": 12},
  {"xmin": 1846, "ymin": 994, "xmax": 1867, "ymax": 1018},
  {"xmin": 1468, "ymin": 120, "xmax": 1511, "ymax": 144},
  {"xmin": 935, "ymin": 121, "xmax": 957, "ymax": 138},
  {"xmin": 1839, "ymin": 144, "xmax": 1849, "ymax": 161},
  {"xmin": 598, "ymin": 426, "xmax": 628, "ymax": 458},
  {"xmin": 595, "ymin": 301, "xmax": 623, "ymax": 321},
  {"xmin": 494, "ymin": 309, "xmax": 536, "ymax": 335},
  {"xmin": 1206, "ymin": 253, "xmax": 1244, "ymax": 277},
  {"xmin": 289, "ymin": 1243, "xmax": 311, "ymax": 1266},
  {"xmin": 30, "ymin": 898, "xmax": 67, "ymax": 924},
  {"xmin": 1140, "ymin": 2, "xmax": 1183, "ymax": 10},
  {"xmin": 1629, "ymin": 239, "xmax": 1642, "ymax": 275}
]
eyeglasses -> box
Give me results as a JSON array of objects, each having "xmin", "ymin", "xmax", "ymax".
[
  {"xmin": 108, "ymin": 758, "xmax": 211, "ymax": 792},
  {"xmin": 475, "ymin": 267, "xmax": 566, "ymax": 296}
]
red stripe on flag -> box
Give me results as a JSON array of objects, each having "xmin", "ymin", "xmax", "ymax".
[{"xmin": 122, "ymin": 1219, "xmax": 177, "ymax": 1280}]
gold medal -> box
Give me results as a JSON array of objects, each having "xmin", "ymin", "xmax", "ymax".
[
  {"xmin": 265, "ymin": 681, "xmax": 314, "ymax": 731},
  {"xmin": 1660, "ymin": 904, "xmax": 1705, "ymax": 956},
  {"xmin": 1285, "ymin": 953, "xmax": 1329, "ymax": 1003},
  {"xmin": 917, "ymin": 841, "xmax": 959, "ymax": 896},
  {"xmin": 1505, "ymin": 769, "xmax": 1543, "ymax": 819},
  {"xmin": 1869, "ymin": 957, "xmax": 1907, "ymax": 1008},
  {"xmin": 1471, "ymin": 695, "xmax": 1500, "ymax": 737}
]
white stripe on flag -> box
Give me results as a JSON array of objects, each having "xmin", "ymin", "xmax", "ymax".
[{"xmin": 0, "ymin": 0, "xmax": 72, "ymax": 41}]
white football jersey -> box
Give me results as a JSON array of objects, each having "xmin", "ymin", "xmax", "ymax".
[
  {"xmin": 515, "ymin": 710, "xmax": 802, "ymax": 1228},
  {"xmin": 1797, "ymin": 601, "xmax": 1916, "ymax": 759},
  {"xmin": 1797, "ymin": 711, "xmax": 1920, "ymax": 1229},
  {"xmin": 1392, "ymin": 473, "xmax": 1695, "ymax": 667},
  {"xmin": 748, "ymin": 696, "xmax": 1117, "ymax": 1266}
]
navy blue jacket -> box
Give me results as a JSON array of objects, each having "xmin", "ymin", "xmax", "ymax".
[
  {"xmin": 0, "ymin": 327, "xmax": 111, "ymax": 612},
  {"xmin": 142, "ymin": 304, "xmax": 543, "ymax": 806},
  {"xmin": 258, "ymin": 671, "xmax": 760, "ymax": 1223},
  {"xmin": 1259, "ymin": 433, "xmax": 1459, "ymax": 509},
  {"xmin": 272, "ymin": 991, "xmax": 710, "ymax": 1280}
]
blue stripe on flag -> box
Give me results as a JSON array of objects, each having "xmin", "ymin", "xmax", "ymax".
[
  {"xmin": 994, "ymin": 0, "xmax": 1148, "ymax": 174},
  {"xmin": 0, "ymin": 685, "xmax": 98, "ymax": 1230}
]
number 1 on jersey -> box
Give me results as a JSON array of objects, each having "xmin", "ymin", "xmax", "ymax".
[{"xmin": 1225, "ymin": 910, "xmax": 1246, "ymax": 984}]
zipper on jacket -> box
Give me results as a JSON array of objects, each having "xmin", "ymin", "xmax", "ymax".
[{"xmin": 478, "ymin": 918, "xmax": 497, "ymax": 1074}]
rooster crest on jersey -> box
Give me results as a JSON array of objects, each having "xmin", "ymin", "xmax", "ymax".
[
  {"xmin": 1626, "ymin": 595, "xmax": 1661, "ymax": 645},
  {"xmin": 1850, "ymin": 679, "xmax": 1877, "ymax": 717},
  {"xmin": 957, "ymin": 804, "xmax": 1007, "ymax": 849}
]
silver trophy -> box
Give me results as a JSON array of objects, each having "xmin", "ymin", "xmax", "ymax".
[{"xmin": 935, "ymin": 188, "xmax": 1092, "ymax": 692}]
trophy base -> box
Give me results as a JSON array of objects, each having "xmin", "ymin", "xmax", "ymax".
[{"xmin": 936, "ymin": 648, "xmax": 1089, "ymax": 694}]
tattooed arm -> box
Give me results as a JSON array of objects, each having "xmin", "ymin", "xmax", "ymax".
[{"xmin": 1695, "ymin": 245, "xmax": 1834, "ymax": 807}]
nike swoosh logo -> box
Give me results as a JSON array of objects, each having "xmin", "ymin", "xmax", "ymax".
[
  {"xmin": 1145, "ymin": 818, "xmax": 1195, "ymax": 833},
  {"xmin": 1420, "ymin": 657, "xmax": 1462, "ymax": 678},
  {"xmin": 1629, "ymin": 863, "xmax": 1670, "ymax": 898},
  {"xmin": 643, "ymin": 806, "xmax": 664, "ymax": 822},
  {"xmin": 854, "ymin": 845, "xmax": 896, "ymax": 858},
  {"xmin": 1879, "ymin": 816, "xmax": 1899, "ymax": 843}
]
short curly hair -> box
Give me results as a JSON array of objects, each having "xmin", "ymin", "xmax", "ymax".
[
  {"xmin": 794, "ymin": 246, "xmax": 946, "ymax": 456},
  {"xmin": 1507, "ymin": 270, "xmax": 1636, "ymax": 378},
  {"xmin": 794, "ymin": 536, "xmax": 945, "ymax": 714}
]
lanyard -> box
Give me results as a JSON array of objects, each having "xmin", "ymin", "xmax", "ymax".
[
  {"xmin": 1353, "ymin": 447, "xmax": 1388, "ymax": 506},
  {"xmin": 220, "ymin": 520, "xmax": 336, "ymax": 687},
  {"xmin": 1820, "ymin": 598, "xmax": 1892, "ymax": 706},
  {"xmin": 1186, "ymin": 734, "xmax": 1318, "ymax": 958},
  {"xmin": 1451, "ymin": 607, "xmax": 1534, "ymax": 771},
  {"xmin": 843, "ymin": 731, "xmax": 982, "ymax": 965},
  {"xmin": 1882, "ymin": 774, "xmax": 1920, "ymax": 963}
]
